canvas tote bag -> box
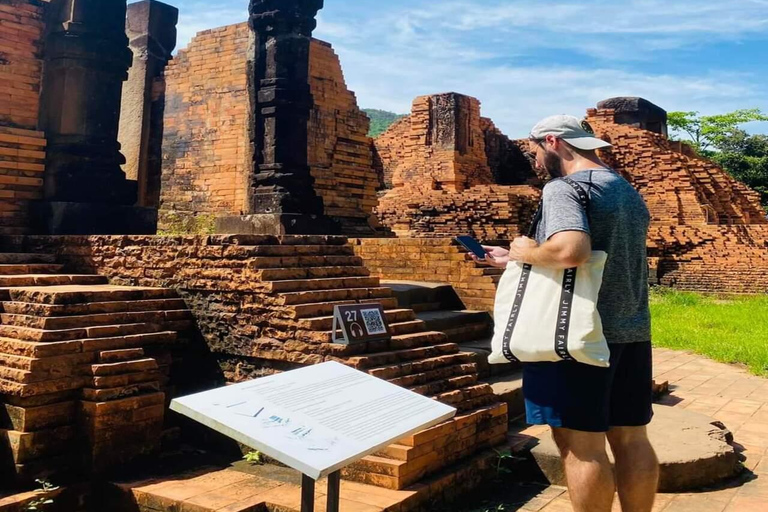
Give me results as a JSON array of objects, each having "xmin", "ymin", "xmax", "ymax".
[{"xmin": 488, "ymin": 175, "xmax": 610, "ymax": 367}]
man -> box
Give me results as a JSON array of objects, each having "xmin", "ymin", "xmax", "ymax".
[{"xmin": 475, "ymin": 115, "xmax": 659, "ymax": 512}]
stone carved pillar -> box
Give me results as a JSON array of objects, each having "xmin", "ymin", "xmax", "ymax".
[
  {"xmin": 41, "ymin": 0, "xmax": 134, "ymax": 203},
  {"xmin": 34, "ymin": 0, "xmax": 157, "ymax": 234},
  {"xmin": 119, "ymin": 0, "xmax": 178, "ymax": 208},
  {"xmin": 215, "ymin": 0, "xmax": 340, "ymax": 235}
]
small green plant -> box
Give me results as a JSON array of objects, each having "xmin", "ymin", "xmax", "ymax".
[
  {"xmin": 24, "ymin": 479, "xmax": 59, "ymax": 511},
  {"xmin": 243, "ymin": 450, "xmax": 264, "ymax": 465},
  {"xmin": 493, "ymin": 448, "xmax": 517, "ymax": 476}
]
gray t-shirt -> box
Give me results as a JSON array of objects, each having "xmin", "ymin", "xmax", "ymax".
[{"xmin": 534, "ymin": 168, "xmax": 651, "ymax": 344}]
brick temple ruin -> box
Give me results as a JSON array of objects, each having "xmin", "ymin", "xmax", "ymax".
[{"xmin": 0, "ymin": 0, "xmax": 766, "ymax": 511}]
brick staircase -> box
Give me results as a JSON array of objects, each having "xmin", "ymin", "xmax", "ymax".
[
  {"xmin": 203, "ymin": 239, "xmax": 509, "ymax": 490},
  {"xmin": 0, "ymin": 235, "xmax": 510, "ymax": 492},
  {"xmin": 0, "ymin": 252, "xmax": 194, "ymax": 485}
]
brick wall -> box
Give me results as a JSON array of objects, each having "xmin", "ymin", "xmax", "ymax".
[
  {"xmin": 160, "ymin": 24, "xmax": 377, "ymax": 230},
  {"xmin": 353, "ymin": 238, "xmax": 503, "ymax": 312},
  {"xmin": 0, "ymin": 0, "xmax": 44, "ymax": 131},
  {"xmin": 161, "ymin": 23, "xmax": 251, "ymax": 218},
  {"xmin": 0, "ymin": 0, "xmax": 47, "ymax": 235},
  {"xmin": 376, "ymin": 185, "xmax": 540, "ymax": 241}
]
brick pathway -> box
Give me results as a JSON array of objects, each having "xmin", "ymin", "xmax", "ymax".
[{"xmin": 517, "ymin": 348, "xmax": 768, "ymax": 512}]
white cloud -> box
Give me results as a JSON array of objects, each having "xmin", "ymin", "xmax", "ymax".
[{"xmin": 164, "ymin": 0, "xmax": 768, "ymax": 138}]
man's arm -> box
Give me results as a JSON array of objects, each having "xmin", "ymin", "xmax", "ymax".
[{"xmin": 509, "ymin": 231, "xmax": 591, "ymax": 269}]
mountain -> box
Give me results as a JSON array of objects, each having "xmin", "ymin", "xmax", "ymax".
[{"xmin": 363, "ymin": 109, "xmax": 404, "ymax": 138}]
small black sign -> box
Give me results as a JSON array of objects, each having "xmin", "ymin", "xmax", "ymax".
[{"xmin": 332, "ymin": 304, "xmax": 391, "ymax": 345}]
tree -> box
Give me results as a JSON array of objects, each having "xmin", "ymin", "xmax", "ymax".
[
  {"xmin": 668, "ymin": 109, "xmax": 768, "ymax": 213},
  {"xmin": 363, "ymin": 109, "xmax": 404, "ymax": 138},
  {"xmin": 667, "ymin": 108, "xmax": 768, "ymax": 153}
]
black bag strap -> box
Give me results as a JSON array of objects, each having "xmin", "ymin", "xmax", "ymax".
[{"xmin": 527, "ymin": 171, "xmax": 593, "ymax": 238}]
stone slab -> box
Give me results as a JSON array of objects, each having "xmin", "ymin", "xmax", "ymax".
[{"xmin": 529, "ymin": 404, "xmax": 740, "ymax": 492}]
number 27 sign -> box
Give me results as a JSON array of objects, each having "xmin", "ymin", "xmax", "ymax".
[{"xmin": 332, "ymin": 303, "xmax": 391, "ymax": 345}]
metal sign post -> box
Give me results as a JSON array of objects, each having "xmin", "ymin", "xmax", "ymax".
[
  {"xmin": 170, "ymin": 362, "xmax": 457, "ymax": 512},
  {"xmin": 300, "ymin": 471, "xmax": 341, "ymax": 512}
]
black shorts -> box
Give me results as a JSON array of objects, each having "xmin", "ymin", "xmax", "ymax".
[{"xmin": 523, "ymin": 341, "xmax": 654, "ymax": 433}]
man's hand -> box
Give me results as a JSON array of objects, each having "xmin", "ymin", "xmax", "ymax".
[
  {"xmin": 508, "ymin": 236, "xmax": 539, "ymax": 262},
  {"xmin": 470, "ymin": 245, "xmax": 510, "ymax": 269}
]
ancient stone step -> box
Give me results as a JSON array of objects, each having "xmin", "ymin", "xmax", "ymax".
[
  {"xmin": 0, "ymin": 274, "xmax": 108, "ymax": 287},
  {"xmin": 0, "ymin": 322, "xmax": 170, "ymax": 343},
  {"xmin": 90, "ymin": 358, "xmax": 159, "ymax": 377},
  {"xmin": 366, "ymin": 352, "xmax": 475, "ymax": 381},
  {"xmin": 257, "ymin": 266, "xmax": 371, "ymax": 281},
  {"xmin": 278, "ymin": 286, "xmax": 394, "ymax": 305},
  {"xmin": 298, "ymin": 308, "xmax": 415, "ymax": 331},
  {"xmin": 442, "ymin": 323, "xmax": 493, "ymax": 345},
  {"xmin": 267, "ymin": 276, "xmax": 380, "ymax": 293},
  {"xmin": 0, "ymin": 351, "xmax": 94, "ymax": 374},
  {"xmin": 88, "ymin": 370, "xmax": 163, "ymax": 390},
  {"xmin": 242, "ymin": 255, "xmax": 365, "ymax": 269},
  {"xmin": 410, "ymin": 301, "xmax": 442, "ymax": 313},
  {"xmin": 387, "ymin": 320, "xmax": 426, "ymax": 336},
  {"xmin": 288, "ymin": 296, "xmax": 400, "ymax": 319},
  {"xmin": 416, "ymin": 309, "xmax": 491, "ymax": 333},
  {"xmin": 0, "ymin": 332, "xmax": 175, "ymax": 361},
  {"xmin": 1, "ymin": 298, "xmax": 188, "ymax": 317},
  {"xmin": 1, "ymin": 401, "xmax": 76, "ymax": 432},
  {"xmin": 0, "ymin": 374, "xmax": 88, "ymax": 397},
  {"xmin": 81, "ymin": 381, "xmax": 160, "ymax": 402},
  {"xmin": 352, "ymin": 343, "xmax": 461, "ymax": 371},
  {"xmin": 99, "ymin": 348, "xmax": 145, "ymax": 363},
  {"xmin": 407, "ymin": 372, "xmax": 479, "ymax": 397},
  {"xmin": 0, "ymin": 254, "xmax": 56, "ymax": 264},
  {"xmin": 433, "ymin": 383, "xmax": 494, "ymax": 407},
  {"xmin": 389, "ymin": 362, "xmax": 478, "ymax": 389},
  {"xmin": 381, "ymin": 280, "xmax": 465, "ymax": 310},
  {"xmin": 0, "ymin": 309, "xmax": 193, "ymax": 330},
  {"xmin": 0, "ymin": 264, "xmax": 64, "ymax": 276},
  {"xmin": 223, "ymin": 244, "xmax": 355, "ymax": 258},
  {"xmin": 7, "ymin": 285, "xmax": 179, "ymax": 305},
  {"xmin": 387, "ymin": 331, "xmax": 450, "ymax": 351}
]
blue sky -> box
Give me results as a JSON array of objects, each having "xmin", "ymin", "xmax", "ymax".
[{"xmin": 153, "ymin": 0, "xmax": 768, "ymax": 138}]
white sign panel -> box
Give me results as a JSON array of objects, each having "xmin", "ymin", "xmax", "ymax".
[{"xmin": 170, "ymin": 361, "xmax": 457, "ymax": 479}]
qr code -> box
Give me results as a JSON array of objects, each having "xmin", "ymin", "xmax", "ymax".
[{"xmin": 360, "ymin": 308, "xmax": 387, "ymax": 336}]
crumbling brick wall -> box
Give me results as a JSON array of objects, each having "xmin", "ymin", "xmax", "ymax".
[
  {"xmin": 375, "ymin": 185, "xmax": 540, "ymax": 241},
  {"xmin": 588, "ymin": 108, "xmax": 767, "ymax": 226},
  {"xmin": 160, "ymin": 23, "xmax": 377, "ymax": 230},
  {"xmin": 373, "ymin": 93, "xmax": 539, "ymax": 239},
  {"xmin": 0, "ymin": 0, "xmax": 47, "ymax": 235}
]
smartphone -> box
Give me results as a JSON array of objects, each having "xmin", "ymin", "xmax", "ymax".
[{"xmin": 455, "ymin": 236, "xmax": 488, "ymax": 260}]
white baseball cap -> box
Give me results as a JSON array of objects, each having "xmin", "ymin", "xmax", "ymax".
[{"xmin": 530, "ymin": 115, "xmax": 612, "ymax": 151}]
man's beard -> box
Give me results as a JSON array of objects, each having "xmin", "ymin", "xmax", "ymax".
[{"xmin": 544, "ymin": 151, "xmax": 564, "ymax": 179}]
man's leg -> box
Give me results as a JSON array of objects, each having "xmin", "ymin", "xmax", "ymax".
[
  {"xmin": 607, "ymin": 426, "xmax": 659, "ymax": 512},
  {"xmin": 551, "ymin": 427, "xmax": 615, "ymax": 512}
]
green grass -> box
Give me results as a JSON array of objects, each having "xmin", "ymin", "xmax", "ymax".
[{"xmin": 650, "ymin": 288, "xmax": 768, "ymax": 376}]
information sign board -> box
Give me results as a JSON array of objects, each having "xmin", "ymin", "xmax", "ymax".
[
  {"xmin": 331, "ymin": 303, "xmax": 391, "ymax": 344},
  {"xmin": 170, "ymin": 361, "xmax": 456, "ymax": 481}
]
